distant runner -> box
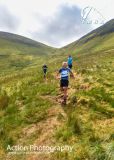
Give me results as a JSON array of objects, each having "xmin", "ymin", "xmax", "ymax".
[
  {"xmin": 57, "ymin": 62, "xmax": 74, "ymax": 105},
  {"xmin": 42, "ymin": 64, "xmax": 48, "ymax": 79},
  {"xmin": 68, "ymin": 55, "xmax": 73, "ymax": 69}
]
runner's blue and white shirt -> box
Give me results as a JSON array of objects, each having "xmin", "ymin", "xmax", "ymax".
[{"xmin": 59, "ymin": 67, "xmax": 71, "ymax": 80}]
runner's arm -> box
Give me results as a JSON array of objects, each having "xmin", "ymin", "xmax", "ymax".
[
  {"xmin": 70, "ymin": 70, "xmax": 75, "ymax": 79},
  {"xmin": 56, "ymin": 69, "xmax": 61, "ymax": 79}
]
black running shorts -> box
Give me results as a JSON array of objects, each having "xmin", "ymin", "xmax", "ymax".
[
  {"xmin": 60, "ymin": 79, "xmax": 69, "ymax": 87},
  {"xmin": 68, "ymin": 64, "xmax": 72, "ymax": 69},
  {"xmin": 43, "ymin": 69, "xmax": 47, "ymax": 74}
]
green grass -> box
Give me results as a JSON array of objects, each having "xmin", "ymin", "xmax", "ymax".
[
  {"xmin": 0, "ymin": 32, "xmax": 56, "ymax": 74},
  {"xmin": 0, "ymin": 21, "xmax": 114, "ymax": 159}
]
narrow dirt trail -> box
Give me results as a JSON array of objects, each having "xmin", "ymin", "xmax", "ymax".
[
  {"xmin": 5, "ymin": 71, "xmax": 84, "ymax": 160},
  {"xmin": 26, "ymin": 72, "xmax": 84, "ymax": 160},
  {"xmin": 26, "ymin": 105, "xmax": 67, "ymax": 160}
]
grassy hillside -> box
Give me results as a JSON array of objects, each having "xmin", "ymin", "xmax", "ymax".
[
  {"xmin": 0, "ymin": 50, "xmax": 114, "ymax": 160},
  {"xmin": 62, "ymin": 19, "xmax": 114, "ymax": 55},
  {"xmin": 0, "ymin": 32, "xmax": 56, "ymax": 74},
  {"xmin": 0, "ymin": 20, "xmax": 114, "ymax": 160}
]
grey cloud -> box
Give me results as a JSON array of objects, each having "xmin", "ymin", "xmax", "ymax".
[
  {"xmin": 0, "ymin": 5, "xmax": 19, "ymax": 31},
  {"xmin": 32, "ymin": 4, "xmax": 92, "ymax": 47}
]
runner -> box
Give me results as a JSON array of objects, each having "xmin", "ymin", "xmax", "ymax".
[
  {"xmin": 68, "ymin": 55, "xmax": 73, "ymax": 69},
  {"xmin": 57, "ymin": 62, "xmax": 74, "ymax": 105},
  {"xmin": 42, "ymin": 64, "xmax": 48, "ymax": 79}
]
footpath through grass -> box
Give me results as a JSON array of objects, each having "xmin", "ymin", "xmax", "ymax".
[{"xmin": 0, "ymin": 51, "xmax": 114, "ymax": 160}]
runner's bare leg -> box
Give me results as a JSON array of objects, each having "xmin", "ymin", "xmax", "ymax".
[{"xmin": 63, "ymin": 87, "xmax": 67, "ymax": 104}]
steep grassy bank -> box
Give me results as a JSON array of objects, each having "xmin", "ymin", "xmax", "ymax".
[
  {"xmin": 0, "ymin": 48, "xmax": 114, "ymax": 160},
  {"xmin": 0, "ymin": 32, "xmax": 56, "ymax": 74},
  {"xmin": 0, "ymin": 20, "xmax": 114, "ymax": 160}
]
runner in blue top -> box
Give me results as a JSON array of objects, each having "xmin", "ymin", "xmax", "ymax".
[
  {"xmin": 57, "ymin": 62, "xmax": 74, "ymax": 105},
  {"xmin": 68, "ymin": 55, "xmax": 73, "ymax": 69}
]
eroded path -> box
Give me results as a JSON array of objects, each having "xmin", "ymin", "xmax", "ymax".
[{"xmin": 26, "ymin": 72, "xmax": 84, "ymax": 160}]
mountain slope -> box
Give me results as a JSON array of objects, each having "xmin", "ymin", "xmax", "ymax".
[
  {"xmin": 0, "ymin": 31, "xmax": 56, "ymax": 55},
  {"xmin": 0, "ymin": 20, "xmax": 114, "ymax": 160},
  {"xmin": 0, "ymin": 43, "xmax": 114, "ymax": 160},
  {"xmin": 0, "ymin": 32, "xmax": 56, "ymax": 73},
  {"xmin": 62, "ymin": 19, "xmax": 114, "ymax": 54}
]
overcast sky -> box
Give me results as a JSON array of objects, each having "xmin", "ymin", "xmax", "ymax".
[{"xmin": 0, "ymin": 0, "xmax": 114, "ymax": 47}]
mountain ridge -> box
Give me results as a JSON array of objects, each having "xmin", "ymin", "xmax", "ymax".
[
  {"xmin": 0, "ymin": 19, "xmax": 114, "ymax": 50},
  {"xmin": 61, "ymin": 19, "xmax": 114, "ymax": 54},
  {"xmin": 0, "ymin": 31, "xmax": 55, "ymax": 49}
]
